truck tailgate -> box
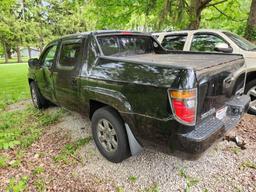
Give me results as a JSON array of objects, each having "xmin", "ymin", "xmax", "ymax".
[{"xmin": 196, "ymin": 57, "xmax": 245, "ymax": 123}]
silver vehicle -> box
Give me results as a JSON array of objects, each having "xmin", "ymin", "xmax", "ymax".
[{"xmin": 153, "ymin": 29, "xmax": 256, "ymax": 114}]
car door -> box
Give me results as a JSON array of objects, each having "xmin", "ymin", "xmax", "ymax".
[
  {"xmin": 190, "ymin": 33, "xmax": 232, "ymax": 53},
  {"xmin": 36, "ymin": 42, "xmax": 58, "ymax": 101},
  {"xmin": 54, "ymin": 38, "xmax": 84, "ymax": 111}
]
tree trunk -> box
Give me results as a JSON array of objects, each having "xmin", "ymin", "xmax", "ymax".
[
  {"xmin": 187, "ymin": 0, "xmax": 203, "ymax": 29},
  {"xmin": 158, "ymin": 0, "xmax": 171, "ymax": 30},
  {"xmin": 6, "ymin": 45, "xmax": 12, "ymax": 59},
  {"xmin": 245, "ymin": 0, "xmax": 256, "ymax": 41},
  {"xmin": 3, "ymin": 42, "xmax": 8, "ymax": 63},
  {"xmin": 28, "ymin": 46, "xmax": 32, "ymax": 59},
  {"xmin": 16, "ymin": 46, "xmax": 22, "ymax": 63}
]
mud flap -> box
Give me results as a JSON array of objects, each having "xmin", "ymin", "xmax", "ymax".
[{"xmin": 125, "ymin": 123, "xmax": 143, "ymax": 156}]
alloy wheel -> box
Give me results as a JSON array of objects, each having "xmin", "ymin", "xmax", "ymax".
[
  {"xmin": 96, "ymin": 119, "xmax": 118, "ymax": 153},
  {"xmin": 247, "ymin": 85, "xmax": 256, "ymax": 112}
]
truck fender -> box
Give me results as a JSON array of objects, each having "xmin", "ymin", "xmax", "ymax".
[{"xmin": 82, "ymin": 86, "xmax": 143, "ymax": 156}]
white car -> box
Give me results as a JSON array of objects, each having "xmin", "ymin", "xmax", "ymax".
[{"xmin": 153, "ymin": 29, "xmax": 256, "ymax": 115}]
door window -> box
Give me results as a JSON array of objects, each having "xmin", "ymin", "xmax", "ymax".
[
  {"xmin": 41, "ymin": 45, "xmax": 57, "ymax": 67},
  {"xmin": 58, "ymin": 40, "xmax": 82, "ymax": 69},
  {"xmin": 191, "ymin": 34, "xmax": 230, "ymax": 52},
  {"xmin": 161, "ymin": 34, "xmax": 187, "ymax": 50}
]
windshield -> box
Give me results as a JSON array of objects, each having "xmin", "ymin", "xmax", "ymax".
[
  {"xmin": 96, "ymin": 35, "xmax": 155, "ymax": 56},
  {"xmin": 224, "ymin": 32, "xmax": 256, "ymax": 51}
]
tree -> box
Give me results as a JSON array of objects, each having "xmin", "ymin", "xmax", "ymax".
[
  {"xmin": 200, "ymin": 0, "xmax": 251, "ymax": 35},
  {"xmin": 245, "ymin": 0, "xmax": 256, "ymax": 41},
  {"xmin": 187, "ymin": 0, "xmax": 230, "ymax": 29}
]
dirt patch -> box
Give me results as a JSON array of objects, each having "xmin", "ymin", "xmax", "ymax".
[
  {"xmin": 1, "ymin": 101, "xmax": 256, "ymax": 191},
  {"xmin": 0, "ymin": 101, "xmax": 115, "ymax": 191},
  {"xmin": 4, "ymin": 99, "xmax": 31, "ymax": 112}
]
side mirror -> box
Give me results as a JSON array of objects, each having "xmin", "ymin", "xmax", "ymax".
[
  {"xmin": 214, "ymin": 43, "xmax": 233, "ymax": 53},
  {"xmin": 28, "ymin": 58, "xmax": 40, "ymax": 68}
]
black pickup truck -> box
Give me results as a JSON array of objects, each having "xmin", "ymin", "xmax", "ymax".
[{"xmin": 28, "ymin": 30, "xmax": 250, "ymax": 163}]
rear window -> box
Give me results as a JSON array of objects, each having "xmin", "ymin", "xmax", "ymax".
[{"xmin": 97, "ymin": 35, "xmax": 154, "ymax": 56}]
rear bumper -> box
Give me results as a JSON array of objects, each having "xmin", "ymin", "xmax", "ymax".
[{"xmin": 177, "ymin": 94, "xmax": 250, "ymax": 153}]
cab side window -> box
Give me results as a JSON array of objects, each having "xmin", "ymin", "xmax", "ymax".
[
  {"xmin": 59, "ymin": 42, "xmax": 82, "ymax": 67},
  {"xmin": 191, "ymin": 34, "xmax": 230, "ymax": 52},
  {"xmin": 161, "ymin": 34, "xmax": 187, "ymax": 50},
  {"xmin": 41, "ymin": 45, "xmax": 57, "ymax": 68}
]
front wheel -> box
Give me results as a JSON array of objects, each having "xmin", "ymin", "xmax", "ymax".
[
  {"xmin": 91, "ymin": 106, "xmax": 130, "ymax": 163},
  {"xmin": 30, "ymin": 81, "xmax": 48, "ymax": 109},
  {"xmin": 245, "ymin": 79, "xmax": 256, "ymax": 115}
]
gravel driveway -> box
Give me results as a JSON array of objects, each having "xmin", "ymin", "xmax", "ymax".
[{"xmin": 56, "ymin": 108, "xmax": 256, "ymax": 192}]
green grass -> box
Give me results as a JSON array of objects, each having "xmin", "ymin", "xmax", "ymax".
[
  {"xmin": 0, "ymin": 63, "xmax": 30, "ymax": 110},
  {"xmin": 0, "ymin": 106, "xmax": 64, "ymax": 150},
  {"xmin": 0, "ymin": 57, "xmax": 29, "ymax": 64}
]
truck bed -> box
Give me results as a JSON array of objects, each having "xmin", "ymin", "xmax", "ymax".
[{"xmin": 114, "ymin": 53, "xmax": 243, "ymax": 71}]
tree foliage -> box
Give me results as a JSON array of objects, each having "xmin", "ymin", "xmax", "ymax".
[{"xmin": 0, "ymin": 0, "xmax": 254, "ymax": 63}]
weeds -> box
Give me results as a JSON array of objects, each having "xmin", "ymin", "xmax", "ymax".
[
  {"xmin": 34, "ymin": 178, "xmax": 46, "ymax": 192},
  {"xmin": 8, "ymin": 150, "xmax": 25, "ymax": 168},
  {"xmin": 32, "ymin": 166, "xmax": 45, "ymax": 175},
  {"xmin": 54, "ymin": 137, "xmax": 91, "ymax": 164},
  {"xmin": 0, "ymin": 155, "xmax": 9, "ymax": 168},
  {"xmin": 229, "ymin": 146, "xmax": 241, "ymax": 155},
  {"xmin": 7, "ymin": 176, "xmax": 29, "ymax": 192},
  {"xmin": 179, "ymin": 168, "xmax": 199, "ymax": 192},
  {"xmin": 239, "ymin": 160, "xmax": 256, "ymax": 170},
  {"xmin": 116, "ymin": 186, "xmax": 125, "ymax": 192},
  {"xmin": 128, "ymin": 175, "xmax": 137, "ymax": 183},
  {"xmin": 39, "ymin": 108, "xmax": 65, "ymax": 126},
  {"xmin": 0, "ymin": 106, "xmax": 64, "ymax": 150},
  {"xmin": 142, "ymin": 184, "xmax": 159, "ymax": 192}
]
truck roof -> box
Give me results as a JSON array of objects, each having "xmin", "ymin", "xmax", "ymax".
[
  {"xmin": 152, "ymin": 29, "xmax": 229, "ymax": 36},
  {"xmin": 58, "ymin": 30, "xmax": 150, "ymax": 40}
]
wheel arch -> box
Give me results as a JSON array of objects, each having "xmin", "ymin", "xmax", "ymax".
[
  {"xmin": 246, "ymin": 71, "xmax": 256, "ymax": 84},
  {"xmin": 89, "ymin": 99, "xmax": 142, "ymax": 156}
]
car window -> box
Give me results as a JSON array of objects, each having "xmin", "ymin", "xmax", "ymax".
[
  {"xmin": 224, "ymin": 31, "xmax": 256, "ymax": 51},
  {"xmin": 97, "ymin": 35, "xmax": 154, "ymax": 56},
  {"xmin": 59, "ymin": 41, "xmax": 82, "ymax": 67},
  {"xmin": 191, "ymin": 34, "xmax": 230, "ymax": 52},
  {"xmin": 97, "ymin": 36, "xmax": 119, "ymax": 56},
  {"xmin": 41, "ymin": 45, "xmax": 57, "ymax": 67},
  {"xmin": 161, "ymin": 34, "xmax": 187, "ymax": 50}
]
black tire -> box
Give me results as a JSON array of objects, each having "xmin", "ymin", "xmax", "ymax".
[
  {"xmin": 91, "ymin": 106, "xmax": 130, "ymax": 163},
  {"xmin": 29, "ymin": 81, "xmax": 48, "ymax": 109},
  {"xmin": 245, "ymin": 79, "xmax": 256, "ymax": 115}
]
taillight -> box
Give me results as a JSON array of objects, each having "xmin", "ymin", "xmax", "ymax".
[{"xmin": 168, "ymin": 89, "xmax": 197, "ymax": 126}]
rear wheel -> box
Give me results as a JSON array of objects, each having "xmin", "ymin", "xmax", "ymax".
[
  {"xmin": 30, "ymin": 81, "xmax": 48, "ymax": 109},
  {"xmin": 91, "ymin": 106, "xmax": 130, "ymax": 163},
  {"xmin": 245, "ymin": 79, "xmax": 256, "ymax": 115}
]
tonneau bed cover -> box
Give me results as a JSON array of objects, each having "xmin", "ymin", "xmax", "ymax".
[{"xmin": 114, "ymin": 53, "xmax": 244, "ymax": 71}]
